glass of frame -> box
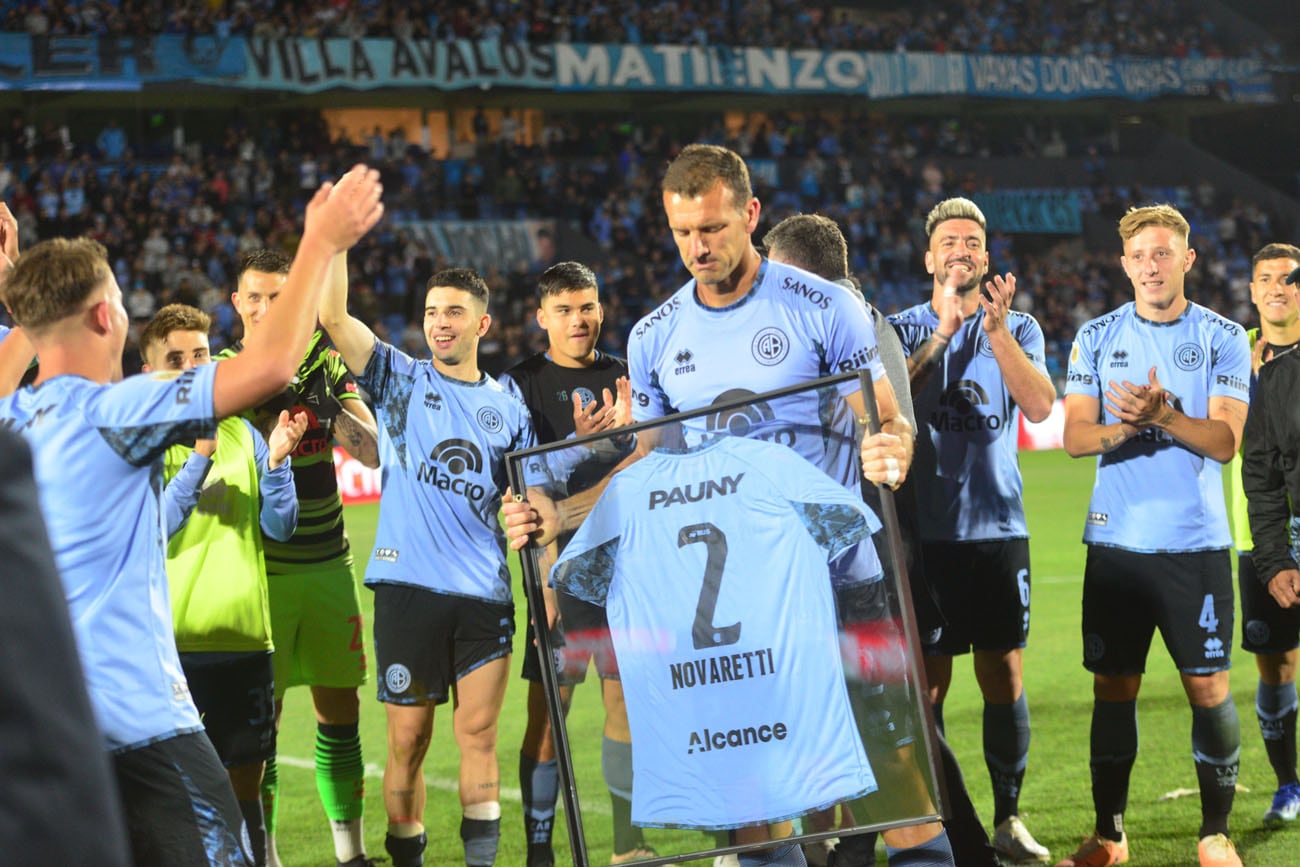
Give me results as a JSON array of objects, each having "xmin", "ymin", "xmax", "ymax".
[{"xmin": 506, "ymin": 370, "xmax": 945, "ymax": 866}]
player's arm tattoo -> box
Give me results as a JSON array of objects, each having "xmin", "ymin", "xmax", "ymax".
[
  {"xmin": 906, "ymin": 332, "xmax": 950, "ymax": 391},
  {"xmin": 1099, "ymin": 433, "xmax": 1125, "ymax": 451},
  {"xmin": 334, "ymin": 404, "xmax": 380, "ymax": 468}
]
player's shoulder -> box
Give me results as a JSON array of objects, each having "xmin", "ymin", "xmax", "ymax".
[
  {"xmin": 629, "ymin": 282, "xmax": 693, "ymax": 346},
  {"xmin": 501, "ymin": 352, "xmax": 549, "ymax": 383},
  {"xmin": 593, "ymin": 351, "xmax": 629, "ymax": 375},
  {"xmin": 1006, "ymin": 309, "xmax": 1044, "ymax": 333},
  {"xmin": 1075, "ymin": 303, "xmax": 1132, "ymax": 343},
  {"xmin": 1185, "ymin": 302, "xmax": 1246, "ymax": 340},
  {"xmin": 480, "ymin": 373, "xmax": 533, "ymax": 421},
  {"xmin": 761, "ymin": 260, "xmax": 866, "ymax": 318},
  {"xmin": 886, "ymin": 301, "xmax": 931, "ymax": 326}
]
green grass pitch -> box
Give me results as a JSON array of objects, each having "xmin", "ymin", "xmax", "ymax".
[{"xmin": 269, "ymin": 449, "xmax": 1298, "ymax": 865}]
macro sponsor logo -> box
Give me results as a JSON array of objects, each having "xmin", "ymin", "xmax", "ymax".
[
  {"xmin": 417, "ymin": 439, "xmax": 487, "ymax": 501},
  {"xmin": 649, "ymin": 472, "xmax": 744, "ymax": 510},
  {"xmin": 703, "ymin": 389, "xmax": 796, "ymax": 447},
  {"xmin": 779, "ymin": 275, "xmax": 832, "ymax": 309},
  {"xmin": 932, "ymin": 379, "xmax": 1004, "ymax": 432},
  {"xmin": 687, "ymin": 720, "xmax": 789, "ymax": 755}
]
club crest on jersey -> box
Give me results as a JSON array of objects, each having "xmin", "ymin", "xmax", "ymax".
[
  {"xmin": 648, "ymin": 472, "xmax": 744, "ymax": 510},
  {"xmin": 418, "ymin": 439, "xmax": 487, "ymax": 502},
  {"xmin": 977, "ymin": 335, "xmax": 995, "ymax": 357},
  {"xmin": 673, "ymin": 349, "xmax": 696, "ymax": 375},
  {"xmin": 752, "ymin": 327, "xmax": 789, "ymax": 366},
  {"xmin": 573, "ymin": 387, "xmax": 597, "ymax": 406},
  {"xmin": 1174, "ymin": 342, "xmax": 1204, "ymax": 371},
  {"xmin": 477, "ymin": 406, "xmax": 504, "ymax": 433}
]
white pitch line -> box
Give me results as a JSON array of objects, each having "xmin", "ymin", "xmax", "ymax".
[{"xmin": 277, "ymin": 755, "xmax": 611, "ymax": 815}]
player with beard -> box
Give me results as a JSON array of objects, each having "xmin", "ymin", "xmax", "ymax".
[
  {"xmin": 499, "ymin": 261, "xmax": 646, "ymax": 866},
  {"xmin": 505, "ymin": 145, "xmax": 923, "ymax": 867},
  {"xmin": 888, "ymin": 198, "xmax": 1055, "ymax": 865}
]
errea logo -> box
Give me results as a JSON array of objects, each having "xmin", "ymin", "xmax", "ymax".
[{"xmin": 674, "ymin": 349, "xmax": 696, "ymax": 375}]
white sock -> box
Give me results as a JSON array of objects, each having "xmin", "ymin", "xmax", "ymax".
[{"xmin": 331, "ymin": 817, "xmax": 365, "ymax": 862}]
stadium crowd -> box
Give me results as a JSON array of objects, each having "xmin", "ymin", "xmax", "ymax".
[
  {"xmin": 0, "ymin": 0, "xmax": 1282, "ymax": 59},
  {"xmin": 0, "ymin": 108, "xmax": 1283, "ymax": 380}
]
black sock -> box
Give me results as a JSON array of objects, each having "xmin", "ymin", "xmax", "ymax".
[
  {"xmin": 611, "ymin": 792, "xmax": 645, "ymax": 854},
  {"xmin": 238, "ymin": 799, "xmax": 266, "ymax": 866},
  {"xmin": 385, "ymin": 831, "xmax": 427, "ymax": 867},
  {"xmin": 1256, "ymin": 680, "xmax": 1300, "ymax": 787},
  {"xmin": 1192, "ymin": 698, "xmax": 1240, "ymax": 838},
  {"xmin": 984, "ymin": 693, "xmax": 1030, "ymax": 825},
  {"xmin": 1090, "ymin": 699, "xmax": 1137, "ymax": 842},
  {"xmin": 460, "ymin": 816, "xmax": 500, "ymax": 867}
]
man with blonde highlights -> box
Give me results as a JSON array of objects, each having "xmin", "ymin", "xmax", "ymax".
[
  {"xmin": 1061, "ymin": 204, "xmax": 1249, "ymax": 867},
  {"xmin": 0, "ymin": 166, "xmax": 383, "ymax": 867},
  {"xmin": 889, "ymin": 196, "xmax": 1056, "ymax": 866}
]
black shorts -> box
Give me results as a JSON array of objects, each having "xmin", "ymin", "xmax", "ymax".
[
  {"xmin": 1082, "ymin": 546, "xmax": 1234, "ymax": 675},
  {"xmin": 521, "ymin": 593, "xmax": 619, "ymax": 686},
  {"xmin": 1239, "ymin": 552, "xmax": 1300, "ymax": 654},
  {"xmin": 373, "ymin": 583, "xmax": 514, "ymax": 705},
  {"xmin": 113, "ymin": 731, "xmax": 252, "ymax": 867},
  {"xmin": 180, "ymin": 651, "xmax": 276, "ymax": 768},
  {"xmin": 918, "ymin": 539, "xmax": 1031, "ymax": 655}
]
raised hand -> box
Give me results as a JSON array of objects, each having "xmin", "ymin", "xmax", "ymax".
[
  {"xmin": 267, "ymin": 409, "xmax": 309, "ymax": 468},
  {"xmin": 572, "ymin": 384, "xmax": 630, "ymax": 437},
  {"xmin": 980, "ymin": 272, "xmax": 1016, "ymax": 334},
  {"xmin": 304, "ymin": 164, "xmax": 385, "ymax": 254}
]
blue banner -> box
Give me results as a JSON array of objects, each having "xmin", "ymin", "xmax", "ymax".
[
  {"xmin": 0, "ymin": 33, "xmax": 244, "ymax": 90},
  {"xmin": 0, "ymin": 35, "xmax": 1277, "ymax": 103},
  {"xmin": 972, "ymin": 190, "xmax": 1083, "ymax": 234}
]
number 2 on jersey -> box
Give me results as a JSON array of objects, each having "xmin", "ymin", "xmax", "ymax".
[{"xmin": 679, "ymin": 522, "xmax": 741, "ymax": 650}]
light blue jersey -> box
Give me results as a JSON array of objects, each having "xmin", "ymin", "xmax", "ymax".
[
  {"xmin": 359, "ymin": 339, "xmax": 534, "ymax": 603},
  {"xmin": 552, "ymin": 437, "xmax": 878, "ymax": 830},
  {"xmin": 1065, "ymin": 301, "xmax": 1250, "ymax": 552},
  {"xmin": 890, "ymin": 304, "xmax": 1048, "ymax": 541},
  {"xmin": 628, "ymin": 260, "xmax": 886, "ymax": 492},
  {"xmin": 0, "ymin": 365, "xmax": 218, "ymax": 752},
  {"xmin": 0, "ymin": 323, "xmax": 9, "ymax": 344}
]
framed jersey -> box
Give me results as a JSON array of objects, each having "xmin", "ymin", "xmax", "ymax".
[{"xmin": 506, "ymin": 371, "xmax": 945, "ymax": 867}]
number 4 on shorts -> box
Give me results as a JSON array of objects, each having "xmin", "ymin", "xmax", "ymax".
[{"xmin": 1197, "ymin": 594, "xmax": 1219, "ymax": 632}]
